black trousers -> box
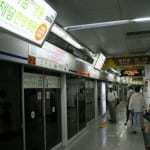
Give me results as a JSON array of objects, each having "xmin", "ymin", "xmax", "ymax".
[{"xmin": 126, "ymin": 107, "xmax": 133, "ymax": 124}]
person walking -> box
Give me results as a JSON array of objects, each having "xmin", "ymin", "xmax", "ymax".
[
  {"xmin": 108, "ymin": 87, "xmax": 116, "ymax": 123},
  {"xmin": 124, "ymin": 87, "xmax": 134, "ymax": 126},
  {"xmin": 113, "ymin": 88, "xmax": 119, "ymax": 105},
  {"xmin": 128, "ymin": 86, "xmax": 144, "ymax": 133}
]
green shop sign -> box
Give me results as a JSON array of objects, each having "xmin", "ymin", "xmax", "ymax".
[{"xmin": 0, "ymin": 0, "xmax": 57, "ymax": 45}]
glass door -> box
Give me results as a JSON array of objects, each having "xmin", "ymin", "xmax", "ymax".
[
  {"xmin": 98, "ymin": 82, "xmax": 101, "ymax": 115},
  {"xmin": 67, "ymin": 76, "xmax": 86, "ymax": 139},
  {"xmin": 45, "ymin": 76, "xmax": 61, "ymax": 149},
  {"xmin": 85, "ymin": 80, "xmax": 95, "ymax": 122},
  {"xmin": 0, "ymin": 61, "xmax": 22, "ymax": 150},
  {"xmin": 24, "ymin": 73, "xmax": 44, "ymax": 150},
  {"xmin": 67, "ymin": 78, "xmax": 78, "ymax": 139},
  {"xmin": 78, "ymin": 79, "xmax": 86, "ymax": 131}
]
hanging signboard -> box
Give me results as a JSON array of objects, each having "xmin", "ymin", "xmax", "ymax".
[
  {"xmin": 121, "ymin": 69, "xmax": 145, "ymax": 76},
  {"xmin": 117, "ymin": 56, "xmax": 150, "ymax": 66},
  {"xmin": 0, "ymin": 0, "xmax": 57, "ymax": 45},
  {"xmin": 105, "ymin": 56, "xmax": 150, "ymax": 68}
]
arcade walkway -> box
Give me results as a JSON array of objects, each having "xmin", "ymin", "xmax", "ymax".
[{"xmin": 59, "ymin": 102, "xmax": 145, "ymax": 150}]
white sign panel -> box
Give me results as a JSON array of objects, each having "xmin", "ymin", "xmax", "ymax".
[
  {"xmin": 23, "ymin": 73, "xmax": 43, "ymax": 88},
  {"xmin": 94, "ymin": 53, "xmax": 106, "ymax": 70},
  {"xmin": 29, "ymin": 42, "xmax": 76, "ymax": 71},
  {"xmin": 0, "ymin": 0, "xmax": 57, "ymax": 45},
  {"xmin": 45, "ymin": 76, "xmax": 60, "ymax": 88}
]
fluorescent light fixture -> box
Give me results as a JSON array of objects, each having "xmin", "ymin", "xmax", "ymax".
[
  {"xmin": 51, "ymin": 24, "xmax": 84, "ymax": 49},
  {"xmin": 133, "ymin": 17, "xmax": 150, "ymax": 22}
]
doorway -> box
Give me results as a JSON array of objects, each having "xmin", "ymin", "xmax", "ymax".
[
  {"xmin": 23, "ymin": 71, "xmax": 61, "ymax": 150},
  {"xmin": 67, "ymin": 76, "xmax": 86, "ymax": 139},
  {"xmin": 24, "ymin": 73, "xmax": 44, "ymax": 150},
  {"xmin": 85, "ymin": 80, "xmax": 95, "ymax": 122},
  {"xmin": 45, "ymin": 76, "xmax": 61, "ymax": 150}
]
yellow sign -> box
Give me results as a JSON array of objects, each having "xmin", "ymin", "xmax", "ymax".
[
  {"xmin": 104, "ymin": 56, "xmax": 150, "ymax": 69},
  {"xmin": 103, "ymin": 59, "xmax": 117, "ymax": 69}
]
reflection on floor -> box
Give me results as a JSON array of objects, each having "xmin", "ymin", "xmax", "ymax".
[{"xmin": 59, "ymin": 101, "xmax": 145, "ymax": 150}]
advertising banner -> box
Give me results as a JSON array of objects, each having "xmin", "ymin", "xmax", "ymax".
[
  {"xmin": 121, "ymin": 69, "xmax": 145, "ymax": 76},
  {"xmin": 0, "ymin": 0, "xmax": 57, "ymax": 45}
]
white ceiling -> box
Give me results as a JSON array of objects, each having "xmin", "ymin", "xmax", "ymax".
[{"xmin": 48, "ymin": 0, "xmax": 150, "ymax": 56}]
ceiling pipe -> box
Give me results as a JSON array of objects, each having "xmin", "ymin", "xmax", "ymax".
[
  {"xmin": 64, "ymin": 17, "xmax": 150, "ymax": 31},
  {"xmin": 64, "ymin": 20, "xmax": 131, "ymax": 31}
]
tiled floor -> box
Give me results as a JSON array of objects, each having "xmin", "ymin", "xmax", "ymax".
[{"xmin": 59, "ymin": 101, "xmax": 145, "ymax": 150}]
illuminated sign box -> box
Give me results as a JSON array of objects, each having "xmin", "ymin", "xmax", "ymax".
[
  {"xmin": 0, "ymin": 0, "xmax": 57, "ymax": 45},
  {"xmin": 121, "ymin": 69, "xmax": 145, "ymax": 76},
  {"xmin": 94, "ymin": 53, "xmax": 106, "ymax": 71}
]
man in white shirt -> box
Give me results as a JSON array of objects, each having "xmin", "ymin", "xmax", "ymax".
[
  {"xmin": 129, "ymin": 86, "xmax": 144, "ymax": 133},
  {"xmin": 108, "ymin": 88, "xmax": 116, "ymax": 123}
]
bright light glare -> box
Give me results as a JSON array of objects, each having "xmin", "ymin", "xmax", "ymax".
[
  {"xmin": 51, "ymin": 24, "xmax": 67, "ymax": 39},
  {"xmin": 94, "ymin": 53, "xmax": 106, "ymax": 70},
  {"xmin": 51, "ymin": 24, "xmax": 84, "ymax": 49},
  {"xmin": 133, "ymin": 17, "xmax": 150, "ymax": 22}
]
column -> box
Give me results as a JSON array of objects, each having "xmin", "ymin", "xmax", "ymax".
[
  {"xmin": 94, "ymin": 80, "xmax": 98, "ymax": 120},
  {"xmin": 61, "ymin": 74, "xmax": 68, "ymax": 146},
  {"xmin": 101, "ymin": 82, "xmax": 106, "ymax": 118},
  {"xmin": 21, "ymin": 66, "xmax": 26, "ymax": 150},
  {"xmin": 144, "ymin": 65, "xmax": 150, "ymax": 109}
]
